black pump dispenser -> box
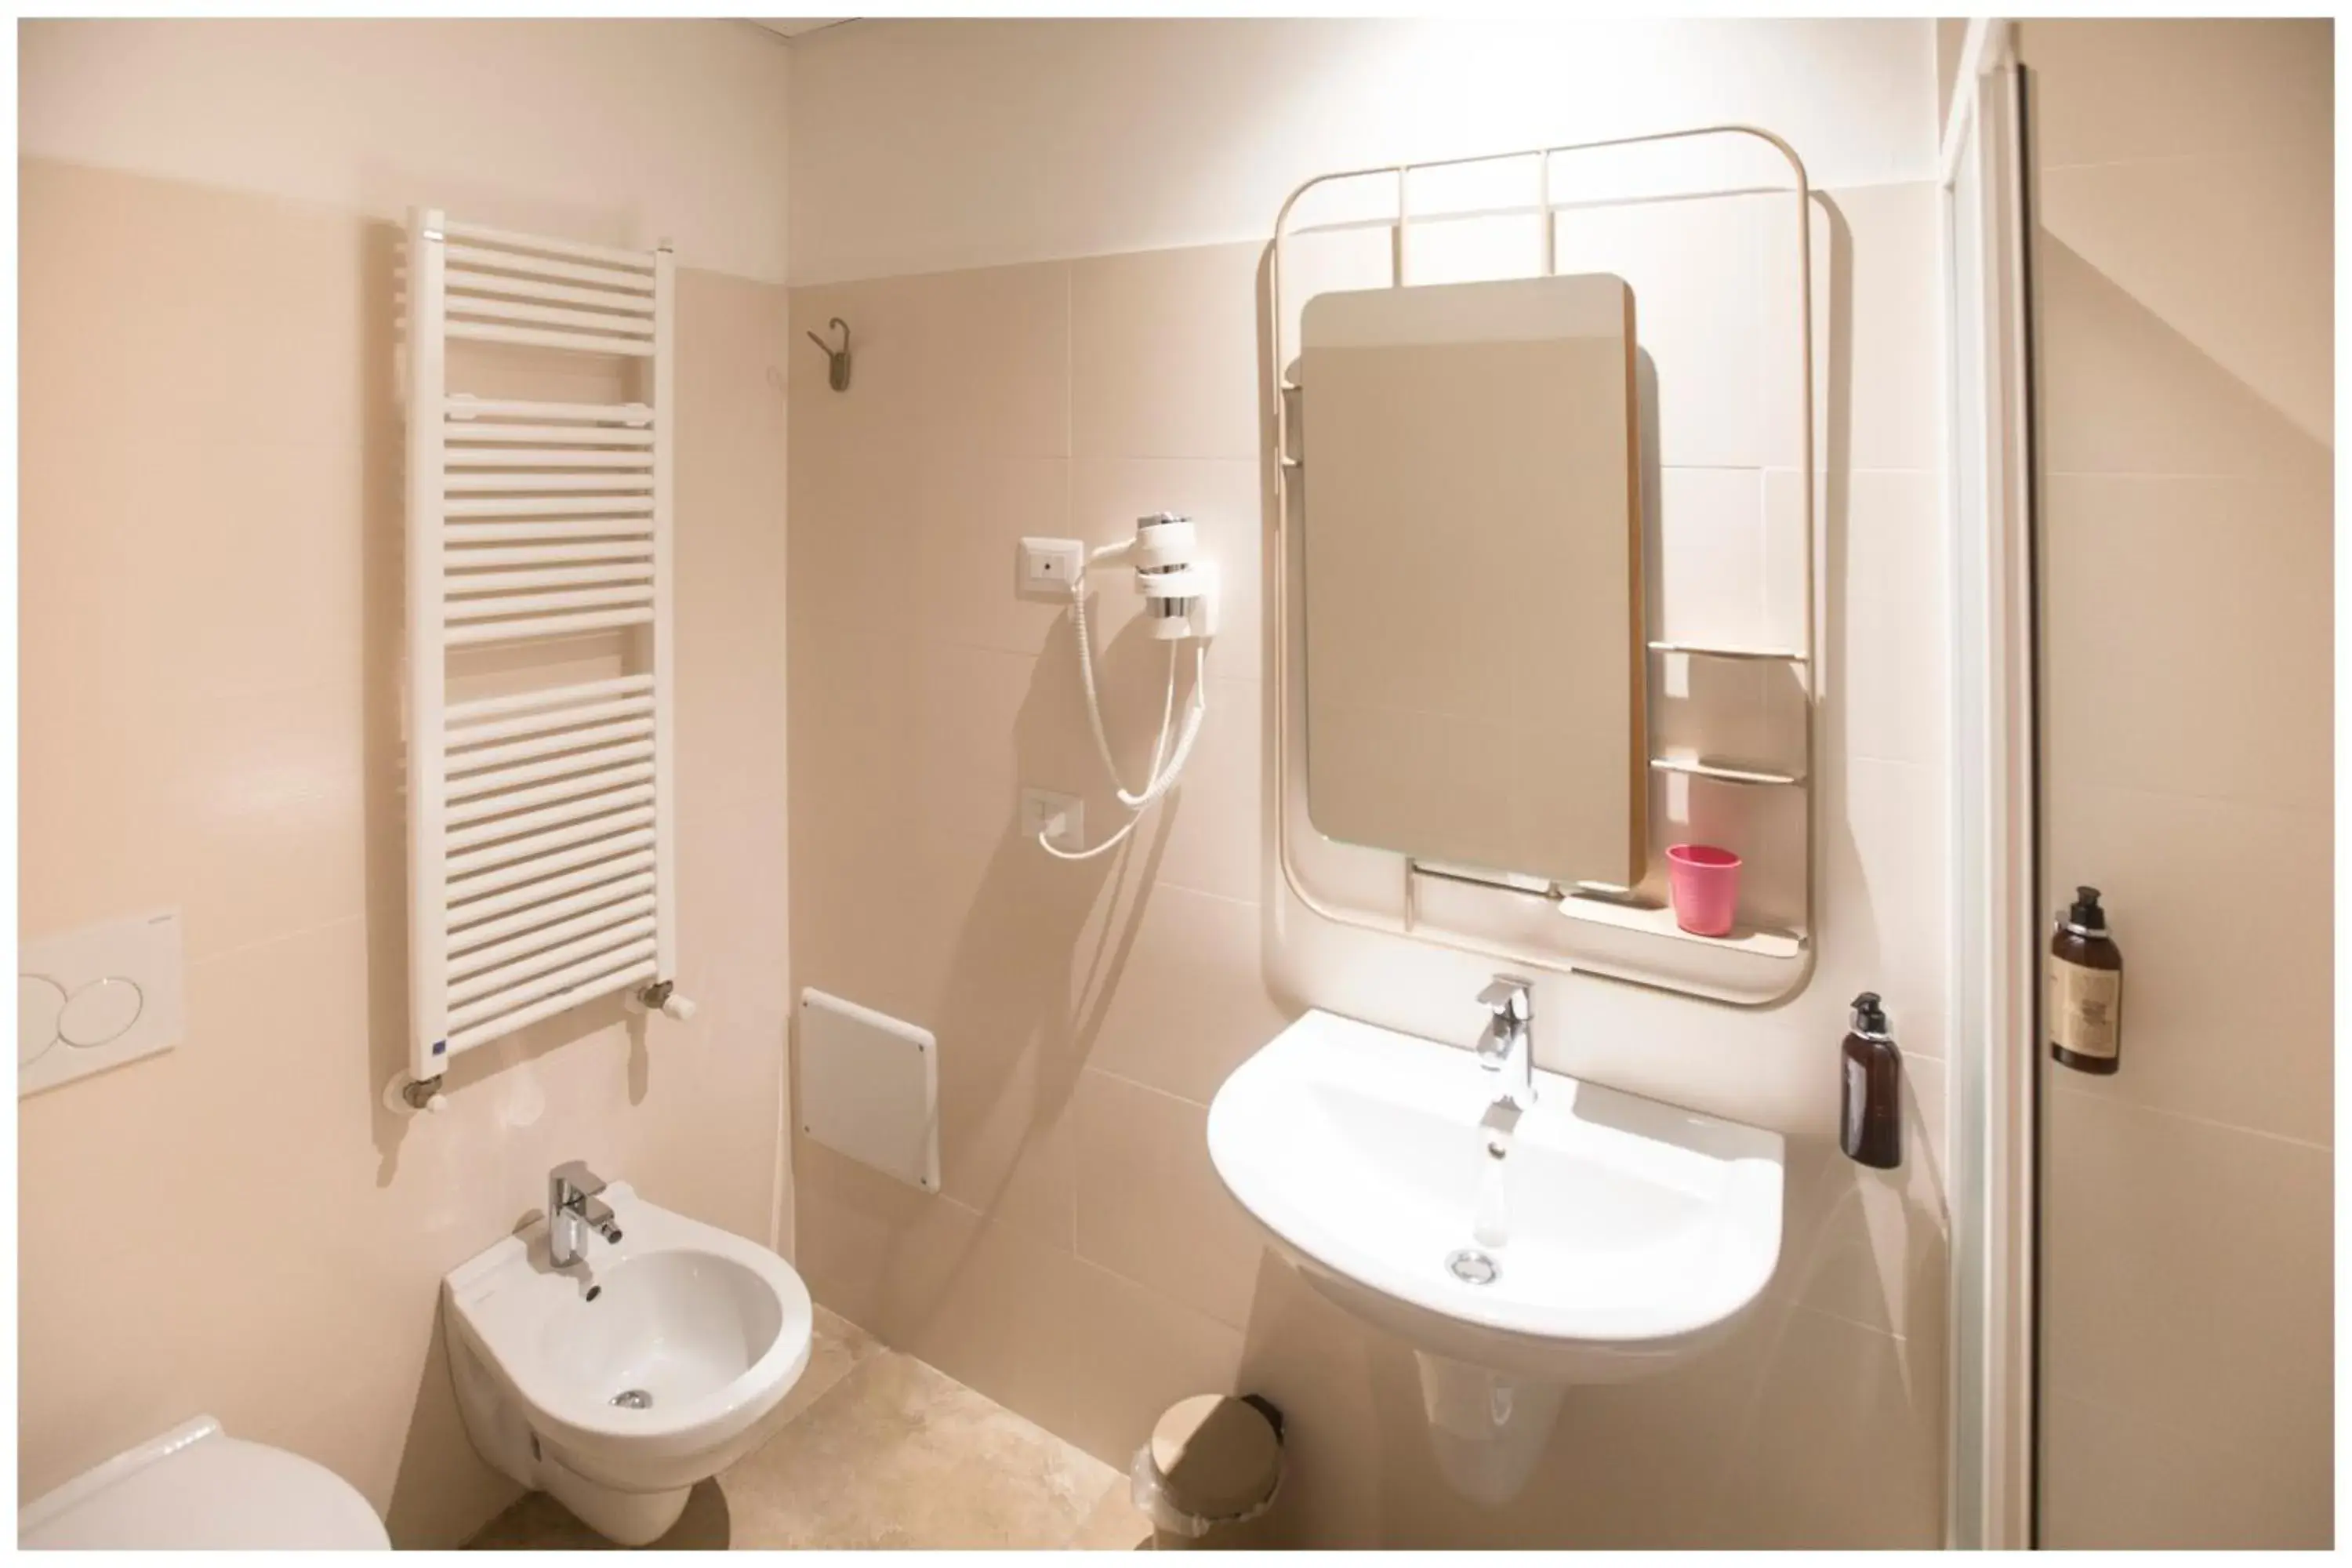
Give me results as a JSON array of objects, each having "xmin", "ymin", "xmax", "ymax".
[
  {"xmin": 1851, "ymin": 991, "xmax": 1889, "ymax": 1036},
  {"xmin": 2063, "ymin": 886, "xmax": 2107, "ymax": 935},
  {"xmin": 1840, "ymin": 991, "xmax": 1903, "ymax": 1169}
]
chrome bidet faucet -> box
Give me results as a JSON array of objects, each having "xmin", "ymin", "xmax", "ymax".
[
  {"xmin": 547, "ymin": 1160, "xmax": 623, "ymax": 1268},
  {"xmin": 1475, "ymin": 975, "xmax": 1537, "ymax": 1110}
]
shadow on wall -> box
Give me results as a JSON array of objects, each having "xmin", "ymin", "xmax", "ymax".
[{"xmin": 803, "ymin": 606, "xmax": 1193, "ymax": 1319}]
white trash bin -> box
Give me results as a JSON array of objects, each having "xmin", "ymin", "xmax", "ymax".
[{"xmin": 1129, "ymin": 1394, "xmax": 1284, "ymax": 1550}]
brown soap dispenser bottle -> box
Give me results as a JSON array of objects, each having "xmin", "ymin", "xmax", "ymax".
[
  {"xmin": 2049, "ymin": 885, "xmax": 2122, "ymax": 1074},
  {"xmin": 1839, "ymin": 992, "xmax": 1902, "ymax": 1170}
]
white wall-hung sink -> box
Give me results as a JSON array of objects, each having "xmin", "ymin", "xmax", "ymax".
[{"xmin": 1207, "ymin": 1009, "xmax": 1784, "ymax": 1500}]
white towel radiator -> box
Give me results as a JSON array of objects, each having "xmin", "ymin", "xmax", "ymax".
[{"xmin": 402, "ymin": 209, "xmax": 691, "ymax": 1093}]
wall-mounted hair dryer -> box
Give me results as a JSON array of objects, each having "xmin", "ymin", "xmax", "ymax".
[
  {"xmin": 1122, "ymin": 512, "xmax": 1220, "ymax": 642},
  {"xmin": 1036, "ymin": 512, "xmax": 1218, "ymax": 860}
]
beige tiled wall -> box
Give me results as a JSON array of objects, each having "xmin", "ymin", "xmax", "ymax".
[
  {"xmin": 2017, "ymin": 19, "xmax": 2334, "ymax": 1548},
  {"xmin": 788, "ymin": 175, "xmax": 1954, "ymax": 1544},
  {"xmin": 16, "ymin": 158, "xmax": 792, "ymax": 1547}
]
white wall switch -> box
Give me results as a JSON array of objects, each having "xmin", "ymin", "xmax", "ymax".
[
  {"xmin": 1017, "ymin": 536, "xmax": 1085, "ymax": 597},
  {"xmin": 1020, "ymin": 786, "xmax": 1084, "ymax": 852},
  {"xmin": 20, "ymin": 909, "xmax": 185, "ymax": 1098}
]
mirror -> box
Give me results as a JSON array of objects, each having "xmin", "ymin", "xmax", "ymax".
[{"xmin": 1298, "ymin": 272, "xmax": 1646, "ymax": 887}]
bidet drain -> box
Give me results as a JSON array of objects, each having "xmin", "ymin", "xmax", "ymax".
[
  {"xmin": 609, "ymin": 1388, "xmax": 654, "ymax": 1410},
  {"xmin": 1446, "ymin": 1248, "xmax": 1499, "ymax": 1285}
]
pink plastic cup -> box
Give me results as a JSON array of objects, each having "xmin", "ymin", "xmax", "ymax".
[{"xmin": 1666, "ymin": 844, "xmax": 1742, "ymax": 937}]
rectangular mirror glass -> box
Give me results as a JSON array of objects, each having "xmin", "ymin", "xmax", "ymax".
[{"xmin": 1299, "ymin": 272, "xmax": 1646, "ymax": 887}]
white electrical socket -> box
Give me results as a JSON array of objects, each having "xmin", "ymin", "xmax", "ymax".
[
  {"xmin": 1017, "ymin": 536, "xmax": 1084, "ymax": 597},
  {"xmin": 1019, "ymin": 786, "xmax": 1083, "ymax": 851}
]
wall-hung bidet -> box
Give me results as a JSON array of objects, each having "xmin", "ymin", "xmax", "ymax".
[
  {"xmin": 442, "ymin": 1167, "xmax": 813, "ymax": 1545},
  {"xmin": 1025, "ymin": 512, "xmax": 1218, "ymax": 859},
  {"xmin": 1207, "ymin": 996, "xmax": 1785, "ymax": 1504}
]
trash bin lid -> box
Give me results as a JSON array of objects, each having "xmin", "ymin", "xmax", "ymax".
[{"xmin": 1150, "ymin": 1395, "xmax": 1280, "ymax": 1519}]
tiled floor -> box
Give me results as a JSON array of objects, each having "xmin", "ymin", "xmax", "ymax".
[{"xmin": 466, "ymin": 1307, "xmax": 1155, "ymax": 1550}]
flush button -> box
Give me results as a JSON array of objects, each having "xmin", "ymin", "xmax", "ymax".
[
  {"xmin": 60, "ymin": 977, "xmax": 143, "ymax": 1048},
  {"xmin": 19, "ymin": 976, "xmax": 65, "ymax": 1065}
]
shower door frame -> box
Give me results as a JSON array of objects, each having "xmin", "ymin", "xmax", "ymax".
[{"xmin": 1939, "ymin": 16, "xmax": 2041, "ymax": 1552}]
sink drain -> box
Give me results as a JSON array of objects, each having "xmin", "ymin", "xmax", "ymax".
[
  {"xmin": 608, "ymin": 1388, "xmax": 653, "ymax": 1410},
  {"xmin": 1446, "ymin": 1248, "xmax": 1499, "ymax": 1285}
]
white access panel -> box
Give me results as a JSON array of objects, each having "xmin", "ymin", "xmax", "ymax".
[{"xmin": 797, "ymin": 988, "xmax": 938, "ymax": 1192}]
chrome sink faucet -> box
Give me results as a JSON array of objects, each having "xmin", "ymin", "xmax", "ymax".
[
  {"xmin": 547, "ymin": 1160, "xmax": 623, "ymax": 1268},
  {"xmin": 1476, "ymin": 975, "xmax": 1537, "ymax": 1109}
]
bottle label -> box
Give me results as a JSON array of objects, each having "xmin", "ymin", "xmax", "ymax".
[
  {"xmin": 2049, "ymin": 959, "xmax": 2121, "ymax": 1058},
  {"xmin": 1843, "ymin": 1055, "xmax": 1867, "ymax": 1152}
]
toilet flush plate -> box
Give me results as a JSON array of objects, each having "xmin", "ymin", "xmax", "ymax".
[{"xmin": 19, "ymin": 909, "xmax": 183, "ymax": 1098}]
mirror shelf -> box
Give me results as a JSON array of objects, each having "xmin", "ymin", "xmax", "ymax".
[
  {"xmin": 1649, "ymin": 757, "xmax": 1805, "ymax": 787},
  {"xmin": 1269, "ymin": 125, "xmax": 1819, "ymax": 1005},
  {"xmin": 1553, "ymin": 891, "xmax": 1804, "ymax": 960},
  {"xmin": 1646, "ymin": 641, "xmax": 1810, "ymax": 664}
]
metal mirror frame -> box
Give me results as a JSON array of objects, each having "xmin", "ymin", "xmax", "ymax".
[{"xmin": 1268, "ymin": 125, "xmax": 1819, "ymax": 1004}]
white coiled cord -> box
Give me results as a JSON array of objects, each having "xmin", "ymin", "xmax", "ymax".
[{"xmin": 1038, "ymin": 547, "xmax": 1209, "ymax": 861}]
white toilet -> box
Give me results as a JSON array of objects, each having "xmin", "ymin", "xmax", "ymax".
[
  {"xmin": 18, "ymin": 1416, "xmax": 390, "ymax": 1549},
  {"xmin": 443, "ymin": 1179, "xmax": 814, "ymax": 1546}
]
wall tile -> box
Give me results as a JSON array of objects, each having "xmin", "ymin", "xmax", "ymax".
[
  {"xmin": 794, "ymin": 1143, "xmax": 989, "ymax": 1350},
  {"xmin": 1152, "ymin": 675, "xmax": 1266, "ymax": 906},
  {"xmin": 20, "ymin": 672, "xmax": 367, "ymax": 963},
  {"xmin": 1073, "ymin": 241, "xmax": 1263, "ymax": 460},
  {"xmin": 1554, "ymin": 194, "xmax": 1772, "ymax": 468},
  {"xmin": 1402, "ymin": 211, "xmax": 1549, "ymax": 287},
  {"xmin": 1075, "ymin": 883, "xmax": 1292, "ymax": 1107},
  {"xmin": 916, "ymin": 453, "xmax": 1071, "ymax": 656},
  {"xmin": 1072, "ymin": 1068, "xmax": 1266, "ymax": 1330},
  {"xmin": 787, "ymin": 421, "xmax": 924, "ymax": 647},
  {"xmin": 1652, "ymin": 466, "xmax": 1769, "ymax": 650},
  {"xmin": 18, "ymin": 157, "xmax": 372, "ymax": 456},
  {"xmin": 1806, "ymin": 755, "xmax": 1950, "ymax": 1068},
  {"xmin": 1271, "ymin": 221, "xmax": 1395, "ymax": 376},
  {"xmin": 2044, "ymin": 473, "xmax": 2331, "ymax": 812},
  {"xmin": 2042, "ymin": 1089, "xmax": 2332, "ymax": 1461},
  {"xmin": 2040, "ymin": 152, "xmax": 2330, "ymax": 451},
  {"xmin": 893, "ymin": 1215, "xmax": 1087, "ymax": 1437},
  {"xmin": 1831, "ymin": 467, "xmax": 1947, "ymax": 768},
  {"xmin": 1702, "ymin": 1301, "xmax": 1944, "ymax": 1547},
  {"xmin": 914, "ymin": 260, "xmax": 1071, "ymax": 458},
  {"xmin": 1808, "ymin": 181, "xmax": 1943, "ymax": 474},
  {"xmin": 2034, "ymin": 191, "xmax": 2332, "ymax": 482},
  {"xmin": 2042, "ymin": 1392, "xmax": 2332, "ymax": 1549},
  {"xmin": 2016, "ymin": 18, "xmax": 2332, "ymax": 170},
  {"xmin": 1052, "ymin": 1258, "xmax": 1246, "ymax": 1465}
]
